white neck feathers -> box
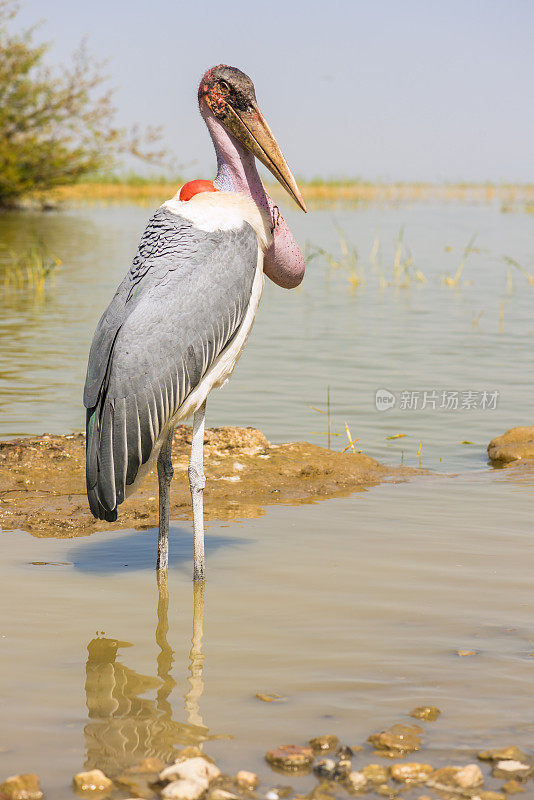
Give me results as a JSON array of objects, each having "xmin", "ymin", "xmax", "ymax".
[{"xmin": 163, "ymin": 191, "xmax": 272, "ymax": 252}]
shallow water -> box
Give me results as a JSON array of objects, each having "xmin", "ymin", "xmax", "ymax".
[
  {"xmin": 1, "ymin": 470, "xmax": 533, "ymax": 796},
  {"xmin": 0, "ymin": 200, "xmax": 533, "ymax": 792},
  {"xmin": 1, "ymin": 201, "xmax": 533, "ymax": 471}
]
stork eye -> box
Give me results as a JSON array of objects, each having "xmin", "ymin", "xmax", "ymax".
[{"xmin": 218, "ymin": 80, "xmax": 230, "ymax": 94}]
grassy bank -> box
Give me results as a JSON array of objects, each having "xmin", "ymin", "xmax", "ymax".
[{"xmin": 25, "ymin": 177, "xmax": 534, "ymax": 211}]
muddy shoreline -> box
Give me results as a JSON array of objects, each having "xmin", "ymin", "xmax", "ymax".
[{"xmin": 0, "ymin": 426, "xmax": 419, "ymax": 538}]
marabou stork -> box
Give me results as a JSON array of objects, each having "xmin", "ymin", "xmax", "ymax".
[{"xmin": 84, "ymin": 65, "xmax": 306, "ymax": 580}]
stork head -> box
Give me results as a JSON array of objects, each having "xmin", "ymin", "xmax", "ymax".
[{"xmin": 199, "ymin": 65, "xmax": 306, "ymax": 212}]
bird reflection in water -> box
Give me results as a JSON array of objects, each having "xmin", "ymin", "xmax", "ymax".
[{"xmin": 83, "ymin": 575, "xmax": 207, "ymax": 776}]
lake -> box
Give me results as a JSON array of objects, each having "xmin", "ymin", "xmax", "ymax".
[{"xmin": 0, "ymin": 197, "xmax": 532, "ymax": 797}]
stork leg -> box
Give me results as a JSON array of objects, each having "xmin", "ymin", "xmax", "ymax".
[
  {"xmin": 189, "ymin": 401, "xmax": 206, "ymax": 582},
  {"xmin": 157, "ymin": 426, "xmax": 174, "ymax": 572}
]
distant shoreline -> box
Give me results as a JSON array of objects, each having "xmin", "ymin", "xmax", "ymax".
[{"xmin": 23, "ymin": 180, "xmax": 534, "ymax": 211}]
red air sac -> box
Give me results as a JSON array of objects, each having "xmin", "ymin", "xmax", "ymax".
[{"xmin": 179, "ymin": 180, "xmax": 219, "ymax": 201}]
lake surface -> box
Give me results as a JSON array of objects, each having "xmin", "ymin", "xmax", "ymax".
[{"xmin": 0, "ymin": 199, "xmax": 532, "ymax": 795}]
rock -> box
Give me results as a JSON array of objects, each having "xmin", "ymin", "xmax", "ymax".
[
  {"xmin": 361, "ymin": 764, "xmax": 389, "ymax": 784},
  {"xmin": 159, "ymin": 757, "xmax": 221, "ymax": 785},
  {"xmin": 347, "ymin": 771, "xmax": 366, "ymax": 791},
  {"xmin": 492, "ymin": 760, "xmax": 532, "ymax": 780},
  {"xmin": 456, "ymin": 650, "xmax": 477, "ymax": 656},
  {"xmin": 474, "ymin": 792, "xmax": 505, "ymax": 800},
  {"xmin": 427, "ymin": 764, "xmax": 483, "ymax": 792},
  {"xmin": 236, "ymin": 771, "xmax": 259, "ymax": 789},
  {"xmin": 265, "ymin": 793, "xmax": 278, "ymax": 800},
  {"xmin": 207, "ymin": 790, "xmax": 240, "ymax": 800},
  {"xmin": 455, "ymin": 764, "xmax": 483, "ymax": 789},
  {"xmin": 501, "ymin": 778, "xmax": 526, "ymax": 793},
  {"xmin": 313, "ymin": 760, "xmax": 336, "ymax": 780},
  {"xmin": 162, "ymin": 779, "xmax": 206, "ymax": 800},
  {"xmin": 0, "ymin": 774, "xmax": 43, "ymax": 800},
  {"xmin": 72, "ymin": 769, "xmax": 113, "ymax": 797},
  {"xmin": 309, "ymin": 736, "xmax": 339, "ymax": 752},
  {"xmin": 409, "ymin": 706, "xmax": 441, "ymax": 722},
  {"xmin": 426, "ymin": 766, "xmax": 462, "ymax": 791},
  {"xmin": 337, "ymin": 745, "xmax": 353, "ymax": 760},
  {"xmin": 367, "ymin": 724, "xmax": 422, "ymax": 756},
  {"xmin": 390, "ymin": 763, "xmax": 434, "ymax": 783},
  {"xmin": 159, "ymin": 758, "xmax": 221, "ymax": 800},
  {"xmin": 265, "ymin": 745, "xmax": 314, "ymax": 772},
  {"xmin": 478, "ymin": 747, "xmax": 528, "ymax": 763},
  {"xmin": 374, "ymin": 785, "xmax": 396, "ymax": 798},
  {"xmin": 487, "ymin": 427, "xmax": 534, "ymax": 464}
]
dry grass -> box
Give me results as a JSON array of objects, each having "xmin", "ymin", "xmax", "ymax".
[{"xmin": 29, "ymin": 180, "xmax": 534, "ymax": 210}]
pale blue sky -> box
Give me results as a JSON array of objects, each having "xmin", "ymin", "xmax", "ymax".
[{"xmin": 12, "ymin": 0, "xmax": 534, "ymax": 182}]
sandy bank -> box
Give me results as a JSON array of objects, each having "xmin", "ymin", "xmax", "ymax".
[{"xmin": 0, "ymin": 426, "xmax": 418, "ymax": 538}]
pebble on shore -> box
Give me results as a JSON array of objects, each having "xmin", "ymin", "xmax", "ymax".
[
  {"xmin": 426, "ymin": 764, "xmax": 483, "ymax": 792},
  {"xmin": 236, "ymin": 771, "xmax": 259, "ymax": 789},
  {"xmin": 390, "ymin": 762, "xmax": 434, "ymax": 783},
  {"xmin": 367, "ymin": 724, "xmax": 423, "ymax": 757},
  {"xmin": 265, "ymin": 745, "xmax": 314, "ymax": 772},
  {"xmin": 409, "ymin": 706, "xmax": 441, "ymax": 722},
  {"xmin": 72, "ymin": 769, "xmax": 113, "ymax": 797},
  {"xmin": 0, "ymin": 774, "xmax": 43, "ymax": 800},
  {"xmin": 478, "ymin": 746, "xmax": 528, "ymax": 763},
  {"xmin": 308, "ymin": 736, "xmax": 339, "ymax": 753}
]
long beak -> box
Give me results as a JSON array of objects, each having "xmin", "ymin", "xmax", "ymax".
[{"xmin": 225, "ymin": 103, "xmax": 307, "ymax": 212}]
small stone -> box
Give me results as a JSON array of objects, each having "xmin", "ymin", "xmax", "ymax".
[
  {"xmin": 492, "ymin": 761, "xmax": 531, "ymax": 780},
  {"xmin": 333, "ymin": 762, "xmax": 350, "ymax": 781},
  {"xmin": 476, "ymin": 792, "xmax": 505, "ymax": 800},
  {"xmin": 236, "ymin": 771, "xmax": 259, "ymax": 789},
  {"xmin": 501, "ymin": 778, "xmax": 525, "ymax": 793},
  {"xmin": 374, "ymin": 784, "xmax": 396, "ymax": 798},
  {"xmin": 273, "ymin": 787, "xmax": 293, "ymax": 799},
  {"xmin": 0, "ymin": 774, "xmax": 43, "ymax": 800},
  {"xmin": 207, "ymin": 790, "xmax": 240, "ymax": 800},
  {"xmin": 426, "ymin": 766, "xmax": 461, "ymax": 791},
  {"xmin": 347, "ymin": 771, "xmax": 366, "ymax": 790},
  {"xmin": 265, "ymin": 792, "xmax": 278, "ymax": 800},
  {"xmin": 162, "ymin": 779, "xmax": 206, "ymax": 800},
  {"xmin": 159, "ymin": 757, "xmax": 221, "ymax": 785},
  {"xmin": 72, "ymin": 769, "xmax": 113, "ymax": 797},
  {"xmin": 487, "ymin": 426, "xmax": 534, "ymax": 463},
  {"xmin": 456, "ymin": 650, "xmax": 477, "ymax": 656},
  {"xmin": 337, "ymin": 745, "xmax": 353, "ymax": 760},
  {"xmin": 455, "ymin": 764, "xmax": 483, "ymax": 789},
  {"xmin": 368, "ymin": 724, "xmax": 422, "ymax": 756},
  {"xmin": 478, "ymin": 747, "xmax": 528, "ymax": 764},
  {"xmin": 265, "ymin": 745, "xmax": 314, "ymax": 772},
  {"xmin": 390, "ymin": 763, "xmax": 434, "ymax": 783},
  {"xmin": 409, "ymin": 706, "xmax": 441, "ymax": 722},
  {"xmin": 309, "ymin": 736, "xmax": 340, "ymax": 752},
  {"xmin": 361, "ymin": 764, "xmax": 389, "ymax": 784},
  {"xmin": 313, "ymin": 759, "xmax": 336, "ymax": 780}
]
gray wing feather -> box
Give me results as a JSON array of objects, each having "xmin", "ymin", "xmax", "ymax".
[{"xmin": 84, "ymin": 207, "xmax": 258, "ymax": 522}]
